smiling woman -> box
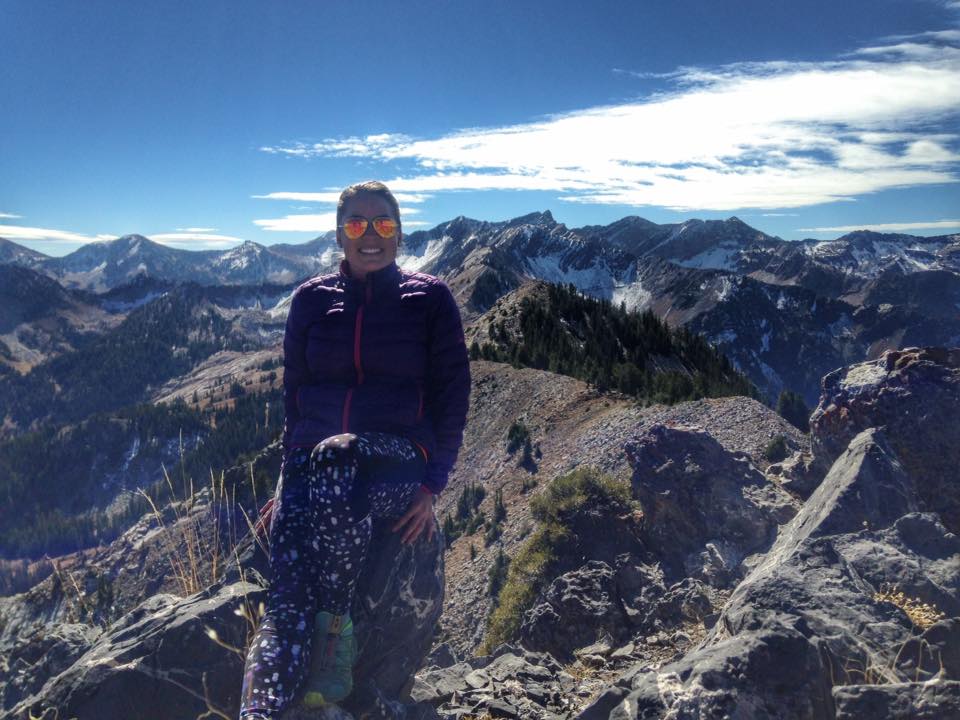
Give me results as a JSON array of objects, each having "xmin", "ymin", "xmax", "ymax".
[
  {"xmin": 335, "ymin": 183, "xmax": 402, "ymax": 280},
  {"xmin": 238, "ymin": 180, "xmax": 470, "ymax": 719}
]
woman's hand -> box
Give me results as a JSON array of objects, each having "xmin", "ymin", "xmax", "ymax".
[{"xmin": 392, "ymin": 488, "xmax": 435, "ymax": 545}]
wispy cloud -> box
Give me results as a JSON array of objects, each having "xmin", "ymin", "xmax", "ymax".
[
  {"xmin": 0, "ymin": 225, "xmax": 111, "ymax": 244},
  {"xmin": 762, "ymin": 212, "xmax": 799, "ymax": 217},
  {"xmin": 798, "ymin": 219, "xmax": 960, "ymax": 233},
  {"xmin": 175, "ymin": 226, "xmax": 219, "ymax": 233},
  {"xmin": 0, "ymin": 212, "xmax": 22, "ymax": 219},
  {"xmin": 252, "ymin": 191, "xmax": 431, "ymax": 204},
  {"xmin": 263, "ymin": 33, "xmax": 960, "ymax": 212}
]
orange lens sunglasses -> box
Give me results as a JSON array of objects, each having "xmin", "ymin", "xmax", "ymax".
[{"xmin": 339, "ymin": 216, "xmax": 399, "ymax": 241}]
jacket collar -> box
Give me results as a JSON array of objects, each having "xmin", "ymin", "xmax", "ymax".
[{"xmin": 339, "ymin": 259, "xmax": 401, "ymax": 303}]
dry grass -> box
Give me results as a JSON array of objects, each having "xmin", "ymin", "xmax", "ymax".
[
  {"xmin": 824, "ymin": 586, "xmax": 948, "ymax": 688},
  {"xmin": 136, "ymin": 430, "xmax": 270, "ymax": 598},
  {"xmin": 562, "ymin": 659, "xmax": 594, "ymax": 682},
  {"xmin": 873, "ymin": 584, "xmax": 946, "ymax": 630}
]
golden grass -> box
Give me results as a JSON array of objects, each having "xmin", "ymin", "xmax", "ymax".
[{"xmin": 873, "ymin": 584, "xmax": 946, "ymax": 630}]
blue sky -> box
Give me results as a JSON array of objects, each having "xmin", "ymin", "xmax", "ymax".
[{"xmin": 2, "ymin": 0, "xmax": 959, "ymax": 256}]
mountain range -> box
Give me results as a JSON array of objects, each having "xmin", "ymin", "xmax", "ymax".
[{"xmin": 2, "ymin": 213, "xmax": 957, "ymax": 407}]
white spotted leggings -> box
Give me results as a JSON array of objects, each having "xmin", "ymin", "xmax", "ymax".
[{"xmin": 239, "ymin": 432, "xmax": 425, "ymax": 718}]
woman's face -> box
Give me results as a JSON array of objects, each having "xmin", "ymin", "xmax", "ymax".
[{"xmin": 337, "ymin": 191, "xmax": 400, "ymax": 280}]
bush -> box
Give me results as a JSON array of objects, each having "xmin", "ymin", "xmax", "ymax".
[
  {"xmin": 764, "ymin": 434, "xmax": 788, "ymax": 463},
  {"xmin": 488, "ymin": 548, "xmax": 510, "ymax": 598},
  {"xmin": 441, "ymin": 481, "xmax": 487, "ymax": 544},
  {"xmin": 481, "ymin": 467, "xmax": 633, "ymax": 653},
  {"xmin": 506, "ymin": 420, "xmax": 531, "ymax": 455}
]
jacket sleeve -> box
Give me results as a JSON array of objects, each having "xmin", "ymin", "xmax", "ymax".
[
  {"xmin": 423, "ymin": 282, "xmax": 471, "ymax": 495},
  {"xmin": 281, "ymin": 286, "xmax": 310, "ymax": 465}
]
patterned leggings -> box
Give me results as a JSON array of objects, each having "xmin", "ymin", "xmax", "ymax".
[{"xmin": 239, "ymin": 432, "xmax": 425, "ymax": 718}]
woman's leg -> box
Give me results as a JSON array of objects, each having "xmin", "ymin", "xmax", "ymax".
[
  {"xmin": 239, "ymin": 433, "xmax": 424, "ymax": 718},
  {"xmin": 308, "ymin": 432, "xmax": 425, "ymax": 615},
  {"xmin": 239, "ymin": 447, "xmax": 322, "ymax": 719}
]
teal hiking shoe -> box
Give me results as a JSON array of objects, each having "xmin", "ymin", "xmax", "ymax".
[{"xmin": 301, "ymin": 611, "xmax": 356, "ymax": 708}]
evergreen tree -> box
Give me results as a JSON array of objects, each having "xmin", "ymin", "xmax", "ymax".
[{"xmin": 776, "ymin": 389, "xmax": 810, "ymax": 432}]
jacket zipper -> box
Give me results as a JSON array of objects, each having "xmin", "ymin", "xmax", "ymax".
[{"xmin": 342, "ymin": 282, "xmax": 372, "ymax": 432}]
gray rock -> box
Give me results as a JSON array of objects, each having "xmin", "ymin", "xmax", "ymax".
[
  {"xmin": 809, "ymin": 346, "xmax": 960, "ymax": 534},
  {"xmin": 833, "ymin": 680, "xmax": 960, "ymax": 719},
  {"xmin": 520, "ymin": 561, "xmax": 628, "ymax": 661},
  {"xmin": 778, "ymin": 450, "xmax": 822, "ymax": 498},
  {"xmin": 626, "ymin": 424, "xmax": 798, "ymax": 585},
  {"xmin": 0, "ymin": 623, "xmax": 101, "ymax": 711},
  {"xmin": 483, "ymin": 697, "xmax": 520, "ymax": 718},
  {"xmin": 579, "ymin": 422, "xmax": 960, "ymax": 719},
  {"xmin": 424, "ymin": 642, "xmax": 458, "ymax": 670},
  {"xmin": 463, "ymin": 669, "xmax": 490, "ymax": 690},
  {"xmin": 6, "ymin": 516, "xmax": 445, "ymax": 720}
]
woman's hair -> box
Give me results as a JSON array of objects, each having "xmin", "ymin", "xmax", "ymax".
[{"xmin": 336, "ymin": 180, "xmax": 402, "ymax": 228}]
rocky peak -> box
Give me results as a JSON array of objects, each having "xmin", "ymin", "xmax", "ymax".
[{"xmin": 507, "ymin": 210, "xmax": 556, "ymax": 228}]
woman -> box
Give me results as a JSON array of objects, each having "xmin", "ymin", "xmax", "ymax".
[{"xmin": 239, "ymin": 181, "xmax": 471, "ymax": 719}]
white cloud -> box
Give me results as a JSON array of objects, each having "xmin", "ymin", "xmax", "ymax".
[
  {"xmin": 254, "ymin": 207, "xmax": 420, "ymax": 233},
  {"xmin": 175, "ymin": 226, "xmax": 219, "ymax": 233},
  {"xmin": 798, "ymin": 219, "xmax": 960, "ymax": 233},
  {"xmin": 253, "ymin": 212, "xmax": 338, "ymax": 233},
  {"xmin": 260, "ymin": 133, "xmax": 410, "ymax": 158},
  {"xmin": 0, "ymin": 225, "xmax": 104, "ymax": 244},
  {"xmin": 263, "ymin": 34, "xmax": 960, "ymax": 212},
  {"xmin": 252, "ymin": 191, "xmax": 432, "ymax": 204},
  {"xmin": 0, "ymin": 212, "xmax": 22, "ymax": 219},
  {"xmin": 151, "ymin": 232, "xmax": 246, "ymax": 249}
]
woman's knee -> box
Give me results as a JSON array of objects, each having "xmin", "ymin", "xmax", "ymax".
[{"xmin": 310, "ymin": 433, "xmax": 359, "ymax": 468}]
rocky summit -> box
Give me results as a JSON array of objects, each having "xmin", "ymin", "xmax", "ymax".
[{"xmin": 1, "ymin": 347, "xmax": 958, "ymax": 720}]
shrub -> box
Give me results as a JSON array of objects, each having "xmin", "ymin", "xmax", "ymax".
[
  {"xmin": 481, "ymin": 467, "xmax": 633, "ymax": 653},
  {"xmin": 506, "ymin": 420, "xmax": 531, "ymax": 455},
  {"xmin": 441, "ymin": 481, "xmax": 487, "ymax": 545},
  {"xmin": 764, "ymin": 435, "xmax": 788, "ymax": 463},
  {"xmin": 488, "ymin": 548, "xmax": 509, "ymax": 598}
]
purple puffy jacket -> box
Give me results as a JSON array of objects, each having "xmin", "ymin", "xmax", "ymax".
[{"xmin": 282, "ymin": 260, "xmax": 471, "ymax": 495}]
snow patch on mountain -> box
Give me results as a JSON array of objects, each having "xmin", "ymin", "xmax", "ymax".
[
  {"xmin": 715, "ymin": 276, "xmax": 735, "ymax": 302},
  {"xmin": 757, "ymin": 358, "xmax": 782, "ymax": 388},
  {"xmin": 612, "ymin": 279, "xmax": 652, "ymax": 312},
  {"xmin": 712, "ymin": 329, "xmax": 738, "ymax": 345},
  {"xmin": 525, "ymin": 253, "xmax": 614, "ymax": 298},
  {"xmin": 397, "ymin": 234, "xmax": 453, "ymax": 273},
  {"xmin": 675, "ymin": 243, "xmax": 740, "ymax": 271}
]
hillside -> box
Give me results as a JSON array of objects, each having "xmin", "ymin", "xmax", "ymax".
[{"xmin": 466, "ymin": 281, "xmax": 758, "ymax": 404}]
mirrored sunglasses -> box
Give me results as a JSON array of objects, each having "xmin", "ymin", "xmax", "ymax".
[{"xmin": 339, "ymin": 216, "xmax": 399, "ymax": 241}]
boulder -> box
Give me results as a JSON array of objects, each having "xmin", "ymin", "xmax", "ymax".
[
  {"xmin": 519, "ymin": 561, "xmax": 628, "ymax": 660},
  {"xmin": 626, "ymin": 424, "xmax": 798, "ymax": 584},
  {"xmin": 809, "ymin": 346, "xmax": 960, "ymax": 533}
]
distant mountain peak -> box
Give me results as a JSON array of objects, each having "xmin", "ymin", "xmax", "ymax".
[
  {"xmin": 509, "ymin": 210, "xmax": 555, "ymax": 226},
  {"xmin": 115, "ymin": 234, "xmax": 151, "ymax": 244}
]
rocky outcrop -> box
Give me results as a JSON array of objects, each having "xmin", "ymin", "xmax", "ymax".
[
  {"xmin": 626, "ymin": 424, "xmax": 799, "ymax": 584},
  {"xmin": 810, "ymin": 346, "xmax": 960, "ymax": 533},
  {"xmin": 410, "ymin": 644, "xmax": 573, "ymax": 719},
  {"xmin": 4, "ymin": 511, "xmax": 445, "ymax": 720},
  {"xmin": 581, "ymin": 361, "xmax": 960, "ymax": 720}
]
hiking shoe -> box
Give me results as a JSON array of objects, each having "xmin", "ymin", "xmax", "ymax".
[{"xmin": 301, "ymin": 611, "xmax": 356, "ymax": 707}]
